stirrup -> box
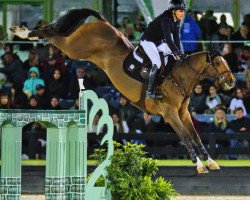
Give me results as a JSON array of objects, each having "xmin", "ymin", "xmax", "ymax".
[{"xmin": 146, "ymin": 91, "xmax": 163, "ymax": 100}]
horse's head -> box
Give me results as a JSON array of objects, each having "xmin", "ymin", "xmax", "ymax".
[{"xmin": 203, "ymin": 46, "xmax": 236, "ymax": 90}]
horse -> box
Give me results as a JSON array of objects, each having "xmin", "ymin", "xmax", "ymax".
[{"xmin": 10, "ymin": 8, "xmax": 236, "ymax": 173}]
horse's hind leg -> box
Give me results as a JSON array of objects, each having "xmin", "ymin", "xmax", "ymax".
[
  {"xmin": 162, "ymin": 109, "xmax": 198, "ymax": 165},
  {"xmin": 10, "ymin": 25, "xmax": 57, "ymax": 40},
  {"xmin": 179, "ymin": 106, "xmax": 220, "ymax": 171},
  {"xmin": 10, "ymin": 26, "xmax": 42, "ymax": 40}
]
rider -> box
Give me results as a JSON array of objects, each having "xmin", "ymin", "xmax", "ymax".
[{"xmin": 140, "ymin": 0, "xmax": 187, "ymax": 99}]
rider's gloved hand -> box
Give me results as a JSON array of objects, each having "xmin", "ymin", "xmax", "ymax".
[{"xmin": 179, "ymin": 54, "xmax": 188, "ymax": 61}]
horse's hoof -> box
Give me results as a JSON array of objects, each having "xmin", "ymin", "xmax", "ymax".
[
  {"xmin": 9, "ymin": 26, "xmax": 18, "ymax": 33},
  {"xmin": 208, "ymin": 163, "xmax": 220, "ymax": 171},
  {"xmin": 196, "ymin": 166, "xmax": 209, "ymax": 174}
]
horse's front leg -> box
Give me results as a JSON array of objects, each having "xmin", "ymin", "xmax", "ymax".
[
  {"xmin": 179, "ymin": 103, "xmax": 220, "ymax": 171},
  {"xmin": 161, "ymin": 108, "xmax": 198, "ymax": 164}
]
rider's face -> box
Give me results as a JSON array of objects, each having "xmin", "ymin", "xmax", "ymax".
[{"xmin": 174, "ymin": 9, "xmax": 185, "ymax": 21}]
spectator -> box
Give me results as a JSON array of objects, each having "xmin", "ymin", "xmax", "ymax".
[
  {"xmin": 131, "ymin": 113, "xmax": 158, "ymax": 145},
  {"xmin": 46, "ymin": 68, "xmax": 66, "ymax": 98},
  {"xmin": 121, "ymin": 17, "xmax": 135, "ymax": 40},
  {"xmin": 205, "ymin": 85, "xmax": 222, "ymax": 114},
  {"xmin": 26, "ymin": 95, "xmax": 39, "ymax": 109},
  {"xmin": 0, "ymin": 43, "xmax": 20, "ymax": 65},
  {"xmin": 218, "ymin": 14, "xmax": 230, "ymax": 29},
  {"xmin": 243, "ymin": 62, "xmax": 250, "ymax": 100},
  {"xmin": 70, "ymin": 98, "xmax": 79, "ymax": 110},
  {"xmin": 231, "ymin": 22, "xmax": 250, "ymax": 51},
  {"xmin": 228, "ymin": 88, "xmax": 248, "ymax": 115},
  {"xmin": 69, "ymin": 60, "xmax": 95, "ymax": 76},
  {"xmin": 189, "ymin": 83, "xmax": 207, "ymax": 115},
  {"xmin": 217, "ymin": 24, "xmax": 232, "ymax": 42},
  {"xmin": 243, "ymin": 14, "xmax": 250, "ymax": 37},
  {"xmin": 0, "ymin": 52, "xmax": 26, "ymax": 93},
  {"xmin": 87, "ymin": 113, "xmax": 103, "ymax": 147},
  {"xmin": 23, "ymin": 67, "xmax": 45, "ymax": 98},
  {"xmin": 22, "ymin": 49, "xmax": 41, "ymax": 73},
  {"xmin": 48, "ymin": 96, "xmax": 62, "ymax": 110},
  {"xmin": 229, "ymin": 107, "xmax": 250, "ymax": 150},
  {"xmin": 181, "ymin": 10, "xmax": 201, "ymax": 54},
  {"xmin": 243, "ymin": 14, "xmax": 250, "ymax": 27},
  {"xmin": 207, "ymin": 107, "xmax": 231, "ymax": 149},
  {"xmin": 134, "ymin": 23, "xmax": 145, "ymax": 41},
  {"xmin": 14, "ymin": 92, "xmax": 28, "ymax": 109},
  {"xmin": 88, "ymin": 114, "xmax": 101, "ymax": 133},
  {"xmin": 199, "ymin": 10, "xmax": 218, "ymax": 40},
  {"xmin": 0, "ymin": 93, "xmax": 14, "ymax": 109},
  {"xmin": 41, "ymin": 55, "xmax": 60, "ymax": 82},
  {"xmin": 134, "ymin": 15, "xmax": 146, "ymax": 31},
  {"xmin": 238, "ymin": 46, "xmax": 250, "ymax": 71},
  {"xmin": 208, "ymin": 107, "xmax": 229, "ymax": 133},
  {"xmin": 118, "ymin": 95, "xmax": 137, "ymax": 129},
  {"xmin": 230, "ymin": 107, "xmax": 250, "ymax": 133},
  {"xmin": 134, "ymin": 113, "xmax": 159, "ymax": 133},
  {"xmin": 91, "ymin": 65, "xmax": 110, "ymax": 87},
  {"xmin": 36, "ymin": 84, "xmax": 49, "ymax": 109},
  {"xmin": 67, "ymin": 66, "xmax": 95, "ymax": 100},
  {"xmin": 112, "ymin": 112, "xmax": 129, "ymax": 134},
  {"xmin": 45, "ymin": 45, "xmax": 66, "ymax": 74},
  {"xmin": 222, "ymin": 43, "xmax": 239, "ymax": 73},
  {"xmin": 192, "ymin": 10, "xmax": 202, "ymax": 23},
  {"xmin": 22, "ymin": 122, "xmax": 46, "ymax": 159}
]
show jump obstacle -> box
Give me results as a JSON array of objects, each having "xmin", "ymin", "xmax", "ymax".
[{"xmin": 0, "ymin": 90, "xmax": 114, "ymax": 200}]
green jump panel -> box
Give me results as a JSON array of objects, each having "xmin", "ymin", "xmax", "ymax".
[
  {"xmin": 0, "ymin": 124, "xmax": 22, "ymax": 200},
  {"xmin": 0, "ymin": 90, "xmax": 114, "ymax": 200}
]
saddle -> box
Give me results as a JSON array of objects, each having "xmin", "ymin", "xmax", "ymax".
[{"xmin": 123, "ymin": 44, "xmax": 175, "ymax": 85}]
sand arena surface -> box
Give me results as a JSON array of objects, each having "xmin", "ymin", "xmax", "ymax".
[{"xmin": 21, "ymin": 195, "xmax": 250, "ymax": 200}]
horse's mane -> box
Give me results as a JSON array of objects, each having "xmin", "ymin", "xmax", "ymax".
[{"xmin": 48, "ymin": 8, "xmax": 107, "ymax": 37}]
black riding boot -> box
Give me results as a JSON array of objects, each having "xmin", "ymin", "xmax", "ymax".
[{"xmin": 146, "ymin": 64, "xmax": 162, "ymax": 99}]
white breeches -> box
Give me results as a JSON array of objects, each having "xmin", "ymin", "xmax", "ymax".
[{"xmin": 140, "ymin": 39, "xmax": 172, "ymax": 69}]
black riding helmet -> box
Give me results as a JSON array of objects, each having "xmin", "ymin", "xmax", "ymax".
[{"xmin": 168, "ymin": 0, "xmax": 186, "ymax": 11}]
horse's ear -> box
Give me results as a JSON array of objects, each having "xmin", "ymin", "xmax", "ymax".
[
  {"xmin": 206, "ymin": 42, "xmax": 222, "ymax": 62},
  {"xmin": 219, "ymin": 44, "xmax": 224, "ymax": 51},
  {"xmin": 207, "ymin": 42, "xmax": 215, "ymax": 53}
]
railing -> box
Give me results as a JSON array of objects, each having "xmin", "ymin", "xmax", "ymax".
[{"xmin": 88, "ymin": 132, "xmax": 250, "ymax": 159}]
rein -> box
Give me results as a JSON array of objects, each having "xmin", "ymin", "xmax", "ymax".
[
  {"xmin": 167, "ymin": 57, "xmax": 207, "ymax": 100},
  {"xmin": 166, "ymin": 52, "xmax": 230, "ymax": 100}
]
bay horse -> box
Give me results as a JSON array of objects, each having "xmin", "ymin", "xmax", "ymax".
[{"xmin": 10, "ymin": 8, "xmax": 236, "ymax": 173}]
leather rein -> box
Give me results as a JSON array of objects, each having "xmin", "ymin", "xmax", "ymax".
[{"xmin": 167, "ymin": 52, "xmax": 231, "ymax": 100}]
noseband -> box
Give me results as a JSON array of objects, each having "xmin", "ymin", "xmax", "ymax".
[
  {"xmin": 202, "ymin": 51, "xmax": 232, "ymax": 84},
  {"xmin": 168, "ymin": 51, "xmax": 232, "ymax": 100}
]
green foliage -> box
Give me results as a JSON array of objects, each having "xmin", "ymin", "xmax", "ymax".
[{"xmin": 89, "ymin": 142, "xmax": 178, "ymax": 200}]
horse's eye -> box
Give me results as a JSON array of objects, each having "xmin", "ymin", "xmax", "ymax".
[{"xmin": 214, "ymin": 61, "xmax": 220, "ymax": 65}]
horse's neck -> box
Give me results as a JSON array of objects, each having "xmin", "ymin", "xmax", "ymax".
[{"xmin": 171, "ymin": 52, "xmax": 207, "ymax": 96}]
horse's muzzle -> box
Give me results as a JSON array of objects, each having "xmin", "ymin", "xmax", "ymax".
[{"xmin": 223, "ymin": 73, "xmax": 236, "ymax": 90}]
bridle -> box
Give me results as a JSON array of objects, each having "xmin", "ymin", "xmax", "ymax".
[
  {"xmin": 168, "ymin": 51, "xmax": 232, "ymax": 100},
  {"xmin": 203, "ymin": 51, "xmax": 232, "ymax": 85}
]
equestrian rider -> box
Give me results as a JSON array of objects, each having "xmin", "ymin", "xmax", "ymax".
[{"xmin": 140, "ymin": 0, "xmax": 187, "ymax": 99}]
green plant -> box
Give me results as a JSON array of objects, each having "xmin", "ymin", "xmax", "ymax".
[{"xmin": 89, "ymin": 142, "xmax": 178, "ymax": 200}]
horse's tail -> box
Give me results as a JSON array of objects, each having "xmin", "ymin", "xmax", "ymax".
[{"xmin": 44, "ymin": 8, "xmax": 107, "ymax": 37}]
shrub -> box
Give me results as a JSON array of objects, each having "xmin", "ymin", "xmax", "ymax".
[{"xmin": 89, "ymin": 142, "xmax": 178, "ymax": 200}]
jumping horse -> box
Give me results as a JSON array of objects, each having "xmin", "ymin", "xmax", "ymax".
[{"xmin": 10, "ymin": 8, "xmax": 236, "ymax": 173}]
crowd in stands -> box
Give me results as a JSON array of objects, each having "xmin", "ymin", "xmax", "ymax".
[{"xmin": 0, "ymin": 9, "xmax": 250, "ymax": 160}]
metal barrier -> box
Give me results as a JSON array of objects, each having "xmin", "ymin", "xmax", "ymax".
[
  {"xmin": 0, "ymin": 90, "xmax": 114, "ymax": 200},
  {"xmin": 88, "ymin": 132, "xmax": 250, "ymax": 159}
]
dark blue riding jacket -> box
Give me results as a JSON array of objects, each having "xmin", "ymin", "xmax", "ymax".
[{"xmin": 141, "ymin": 10, "xmax": 182, "ymax": 56}]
